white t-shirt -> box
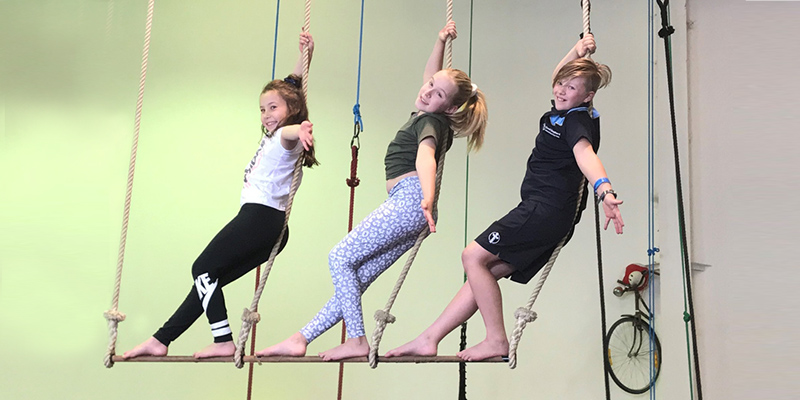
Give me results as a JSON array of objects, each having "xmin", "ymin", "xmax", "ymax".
[{"xmin": 240, "ymin": 128, "xmax": 304, "ymax": 210}]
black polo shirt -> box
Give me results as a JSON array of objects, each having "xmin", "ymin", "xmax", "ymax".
[{"xmin": 520, "ymin": 101, "xmax": 600, "ymax": 212}]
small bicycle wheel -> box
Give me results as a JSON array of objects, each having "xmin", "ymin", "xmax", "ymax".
[{"xmin": 604, "ymin": 316, "xmax": 662, "ymax": 394}]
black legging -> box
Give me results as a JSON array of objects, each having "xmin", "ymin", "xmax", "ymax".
[{"xmin": 153, "ymin": 203, "xmax": 288, "ymax": 345}]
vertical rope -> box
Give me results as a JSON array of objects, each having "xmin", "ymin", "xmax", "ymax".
[
  {"xmin": 234, "ymin": 0, "xmax": 311, "ymax": 370},
  {"xmin": 245, "ymin": 267, "xmax": 261, "ymax": 400},
  {"xmin": 647, "ymin": 2, "xmax": 659, "ymax": 399},
  {"xmin": 506, "ymin": 183, "xmax": 583, "ymax": 369},
  {"xmin": 234, "ymin": 158, "xmax": 303, "ymax": 368},
  {"xmin": 459, "ymin": 1, "xmax": 474, "ymax": 397},
  {"xmin": 367, "ymin": 0, "xmax": 453, "ymax": 369},
  {"xmin": 246, "ymin": 3, "xmax": 281, "ymax": 397},
  {"xmin": 270, "ymin": 0, "xmax": 281, "ymax": 81},
  {"xmin": 444, "ymin": 0, "xmax": 453, "ymax": 69},
  {"xmin": 582, "ymin": 0, "xmax": 591, "ymax": 38},
  {"xmin": 247, "ymin": 0, "xmax": 281, "ymax": 400},
  {"xmin": 103, "ymin": 0, "xmax": 154, "ymax": 369},
  {"xmin": 655, "ymin": 1, "xmax": 703, "ymax": 398},
  {"xmin": 301, "ymin": 0, "xmax": 311, "ymax": 98},
  {"xmin": 507, "ymin": 0, "xmax": 598, "ymax": 370},
  {"xmin": 594, "ymin": 197, "xmax": 612, "ymax": 400},
  {"xmin": 337, "ymin": 1, "xmax": 365, "ymax": 397},
  {"xmin": 581, "ymin": 2, "xmax": 611, "ymax": 396}
]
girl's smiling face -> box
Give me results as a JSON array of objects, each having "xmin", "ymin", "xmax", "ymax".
[
  {"xmin": 415, "ymin": 70, "xmax": 458, "ymax": 114},
  {"xmin": 260, "ymin": 90, "xmax": 288, "ymax": 133}
]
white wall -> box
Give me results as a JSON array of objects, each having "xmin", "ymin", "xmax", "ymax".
[{"xmin": 685, "ymin": 1, "xmax": 799, "ymax": 399}]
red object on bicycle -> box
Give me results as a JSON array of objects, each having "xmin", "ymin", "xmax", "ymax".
[{"xmin": 621, "ymin": 263, "xmax": 649, "ymax": 291}]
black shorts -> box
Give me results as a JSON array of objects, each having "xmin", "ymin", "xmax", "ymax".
[{"xmin": 474, "ymin": 199, "xmax": 577, "ymax": 284}]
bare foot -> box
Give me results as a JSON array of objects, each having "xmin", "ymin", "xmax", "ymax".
[
  {"xmin": 255, "ymin": 332, "xmax": 308, "ymax": 357},
  {"xmin": 456, "ymin": 338, "xmax": 508, "ymax": 361},
  {"xmin": 385, "ymin": 336, "xmax": 438, "ymax": 357},
  {"xmin": 193, "ymin": 341, "xmax": 235, "ymax": 359},
  {"xmin": 122, "ymin": 337, "xmax": 168, "ymax": 359},
  {"xmin": 319, "ymin": 336, "xmax": 369, "ymax": 361}
]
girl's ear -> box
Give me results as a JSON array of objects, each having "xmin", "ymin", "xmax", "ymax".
[
  {"xmin": 445, "ymin": 104, "xmax": 459, "ymax": 115},
  {"xmin": 583, "ymin": 91, "xmax": 596, "ymax": 104}
]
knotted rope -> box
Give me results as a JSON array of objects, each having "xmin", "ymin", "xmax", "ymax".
[
  {"xmin": 234, "ymin": 0, "xmax": 311, "ymax": 369},
  {"xmin": 507, "ymin": 0, "xmax": 592, "ymax": 370},
  {"xmin": 368, "ymin": 2, "xmax": 454, "ymax": 368},
  {"xmin": 104, "ymin": 0, "xmax": 154, "ymax": 368}
]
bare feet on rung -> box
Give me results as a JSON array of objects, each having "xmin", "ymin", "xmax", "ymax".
[
  {"xmin": 193, "ymin": 341, "xmax": 235, "ymax": 359},
  {"xmin": 122, "ymin": 336, "xmax": 168, "ymax": 359},
  {"xmin": 256, "ymin": 332, "xmax": 308, "ymax": 357},
  {"xmin": 319, "ymin": 336, "xmax": 369, "ymax": 361},
  {"xmin": 456, "ymin": 338, "xmax": 509, "ymax": 361},
  {"xmin": 385, "ymin": 336, "xmax": 438, "ymax": 357}
]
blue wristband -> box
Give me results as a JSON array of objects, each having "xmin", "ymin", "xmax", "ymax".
[{"xmin": 593, "ymin": 177, "xmax": 610, "ymax": 193}]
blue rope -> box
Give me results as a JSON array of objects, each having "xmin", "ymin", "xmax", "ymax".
[
  {"xmin": 352, "ymin": 0, "xmax": 365, "ymax": 131},
  {"xmin": 647, "ymin": 1, "xmax": 658, "ymax": 397},
  {"xmin": 270, "ymin": 0, "xmax": 281, "ymax": 80}
]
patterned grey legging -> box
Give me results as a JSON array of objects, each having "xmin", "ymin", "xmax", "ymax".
[{"xmin": 300, "ymin": 176, "xmax": 429, "ymax": 342}]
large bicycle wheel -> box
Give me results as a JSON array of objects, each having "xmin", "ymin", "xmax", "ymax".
[{"xmin": 604, "ymin": 316, "xmax": 661, "ymax": 394}]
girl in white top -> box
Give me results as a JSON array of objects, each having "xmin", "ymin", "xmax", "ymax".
[{"xmin": 122, "ymin": 32, "xmax": 317, "ymax": 360}]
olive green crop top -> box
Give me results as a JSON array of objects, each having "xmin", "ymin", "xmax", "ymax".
[{"xmin": 384, "ymin": 112, "xmax": 453, "ymax": 180}]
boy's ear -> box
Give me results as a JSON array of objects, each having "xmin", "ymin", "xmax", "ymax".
[{"xmin": 583, "ymin": 91, "xmax": 596, "ymax": 104}]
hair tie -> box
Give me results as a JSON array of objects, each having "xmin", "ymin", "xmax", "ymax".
[
  {"xmin": 283, "ymin": 76, "xmax": 300, "ymax": 88},
  {"xmin": 470, "ymin": 83, "xmax": 478, "ymax": 98}
]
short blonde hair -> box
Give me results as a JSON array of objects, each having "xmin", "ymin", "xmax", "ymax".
[{"xmin": 552, "ymin": 58, "xmax": 612, "ymax": 93}]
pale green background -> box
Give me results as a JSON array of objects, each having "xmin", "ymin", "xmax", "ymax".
[{"xmin": 0, "ymin": 1, "xmax": 717, "ymax": 399}]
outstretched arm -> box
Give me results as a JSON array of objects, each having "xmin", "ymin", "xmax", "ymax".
[
  {"xmin": 573, "ymin": 139, "xmax": 624, "ymax": 234},
  {"xmin": 279, "ymin": 121, "xmax": 314, "ymax": 151},
  {"xmin": 292, "ymin": 31, "xmax": 314, "ymax": 78},
  {"xmin": 552, "ymin": 33, "xmax": 596, "ymax": 80},
  {"xmin": 423, "ymin": 21, "xmax": 457, "ymax": 83},
  {"xmin": 416, "ymin": 137, "xmax": 438, "ymax": 233}
]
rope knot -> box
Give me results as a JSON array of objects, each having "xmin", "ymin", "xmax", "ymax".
[
  {"xmin": 647, "ymin": 247, "xmax": 661, "ymax": 256},
  {"xmin": 104, "ymin": 309, "xmax": 126, "ymax": 323},
  {"xmin": 352, "ymin": 103, "xmax": 364, "ymax": 131},
  {"xmin": 514, "ymin": 308, "xmax": 537, "ymax": 323},
  {"xmin": 346, "ymin": 177, "xmax": 361, "ymax": 187},
  {"xmin": 241, "ymin": 308, "xmax": 261, "ymax": 324},
  {"xmin": 374, "ymin": 310, "xmax": 396, "ymax": 324}
]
